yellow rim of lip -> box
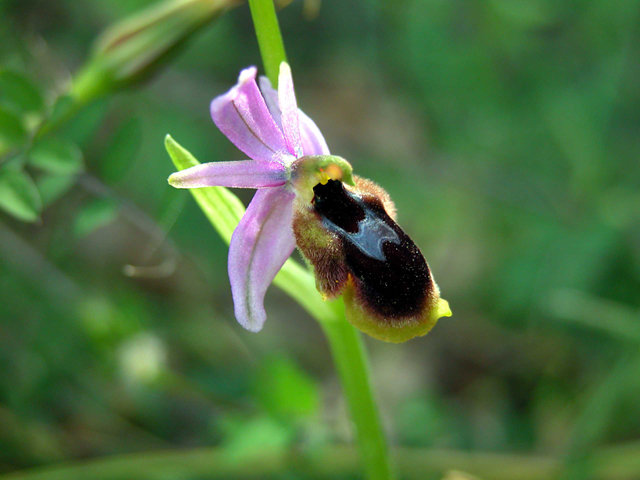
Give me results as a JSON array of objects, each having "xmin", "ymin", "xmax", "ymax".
[{"xmin": 342, "ymin": 282, "xmax": 452, "ymax": 343}]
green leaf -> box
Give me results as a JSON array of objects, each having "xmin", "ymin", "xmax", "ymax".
[
  {"xmin": 164, "ymin": 135, "xmax": 341, "ymax": 324},
  {"xmin": 0, "ymin": 106, "xmax": 27, "ymax": 151},
  {"xmin": 0, "ymin": 69, "xmax": 44, "ymax": 114},
  {"xmin": 253, "ymin": 355, "xmax": 320, "ymax": 421},
  {"xmin": 29, "ymin": 137, "xmax": 84, "ymax": 174},
  {"xmin": 73, "ymin": 198, "xmax": 119, "ymax": 237},
  {"xmin": 0, "ymin": 167, "xmax": 42, "ymax": 222}
]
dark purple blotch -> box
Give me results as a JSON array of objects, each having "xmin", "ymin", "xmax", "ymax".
[{"xmin": 312, "ymin": 180, "xmax": 433, "ymax": 319}]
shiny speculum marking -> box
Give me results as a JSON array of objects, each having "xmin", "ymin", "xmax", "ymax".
[{"xmin": 312, "ymin": 180, "xmax": 433, "ymax": 319}]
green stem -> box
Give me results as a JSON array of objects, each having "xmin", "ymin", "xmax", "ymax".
[
  {"xmin": 276, "ymin": 263, "xmax": 393, "ymax": 479},
  {"xmin": 273, "ymin": 197, "xmax": 393, "ymax": 479},
  {"xmin": 248, "ymin": 0, "xmax": 287, "ymax": 87},
  {"xmin": 245, "ymin": 2, "xmax": 393, "ymax": 478},
  {"xmin": 320, "ymin": 314, "xmax": 395, "ymax": 480}
]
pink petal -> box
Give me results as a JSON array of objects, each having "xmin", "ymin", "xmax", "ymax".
[
  {"xmin": 210, "ymin": 67, "xmax": 292, "ymax": 164},
  {"xmin": 258, "ymin": 76, "xmax": 282, "ymax": 131},
  {"xmin": 168, "ymin": 160, "xmax": 286, "ymax": 189},
  {"xmin": 278, "ymin": 63, "xmax": 303, "ymax": 157},
  {"xmin": 228, "ymin": 186, "xmax": 296, "ymax": 332},
  {"xmin": 298, "ymin": 109, "xmax": 330, "ymax": 155},
  {"xmin": 259, "ymin": 75, "xmax": 330, "ymax": 156}
]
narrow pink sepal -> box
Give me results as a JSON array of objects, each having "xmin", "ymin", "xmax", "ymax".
[
  {"xmin": 298, "ymin": 109, "xmax": 330, "ymax": 155},
  {"xmin": 258, "ymin": 76, "xmax": 282, "ymax": 131},
  {"xmin": 259, "ymin": 75, "xmax": 330, "ymax": 156},
  {"xmin": 228, "ymin": 186, "xmax": 296, "ymax": 332},
  {"xmin": 277, "ymin": 63, "xmax": 303, "ymax": 157},
  {"xmin": 210, "ymin": 67, "xmax": 291, "ymax": 164},
  {"xmin": 168, "ymin": 160, "xmax": 286, "ymax": 189}
]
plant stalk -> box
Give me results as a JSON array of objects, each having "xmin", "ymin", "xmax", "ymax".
[
  {"xmin": 320, "ymin": 311, "xmax": 395, "ymax": 480},
  {"xmin": 248, "ymin": 0, "xmax": 287, "ymax": 87},
  {"xmin": 246, "ymin": 1, "xmax": 393, "ymax": 478}
]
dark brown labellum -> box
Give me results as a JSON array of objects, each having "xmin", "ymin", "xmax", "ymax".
[
  {"xmin": 293, "ymin": 175, "xmax": 450, "ymax": 342},
  {"xmin": 312, "ymin": 179, "xmax": 434, "ymax": 320}
]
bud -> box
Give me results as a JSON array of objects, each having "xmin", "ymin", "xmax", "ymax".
[
  {"xmin": 293, "ymin": 177, "xmax": 451, "ymax": 343},
  {"xmin": 72, "ymin": 0, "xmax": 239, "ymax": 103}
]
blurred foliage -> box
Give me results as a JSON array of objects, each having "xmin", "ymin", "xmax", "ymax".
[{"xmin": 0, "ymin": 0, "xmax": 639, "ymax": 479}]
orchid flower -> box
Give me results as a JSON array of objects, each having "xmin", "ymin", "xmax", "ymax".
[{"xmin": 169, "ymin": 62, "xmax": 450, "ymax": 342}]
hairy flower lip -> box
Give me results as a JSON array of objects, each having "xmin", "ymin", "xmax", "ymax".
[{"xmin": 295, "ymin": 177, "xmax": 452, "ymax": 343}]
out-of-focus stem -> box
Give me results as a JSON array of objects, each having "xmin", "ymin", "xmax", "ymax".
[
  {"xmin": 6, "ymin": 442, "xmax": 640, "ymax": 480},
  {"xmin": 73, "ymin": 0, "xmax": 239, "ymax": 103},
  {"xmin": 319, "ymin": 312, "xmax": 395, "ymax": 480},
  {"xmin": 35, "ymin": 0, "xmax": 239, "ymax": 144}
]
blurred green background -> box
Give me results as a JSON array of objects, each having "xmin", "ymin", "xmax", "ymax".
[{"xmin": 1, "ymin": 0, "xmax": 640, "ymax": 479}]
